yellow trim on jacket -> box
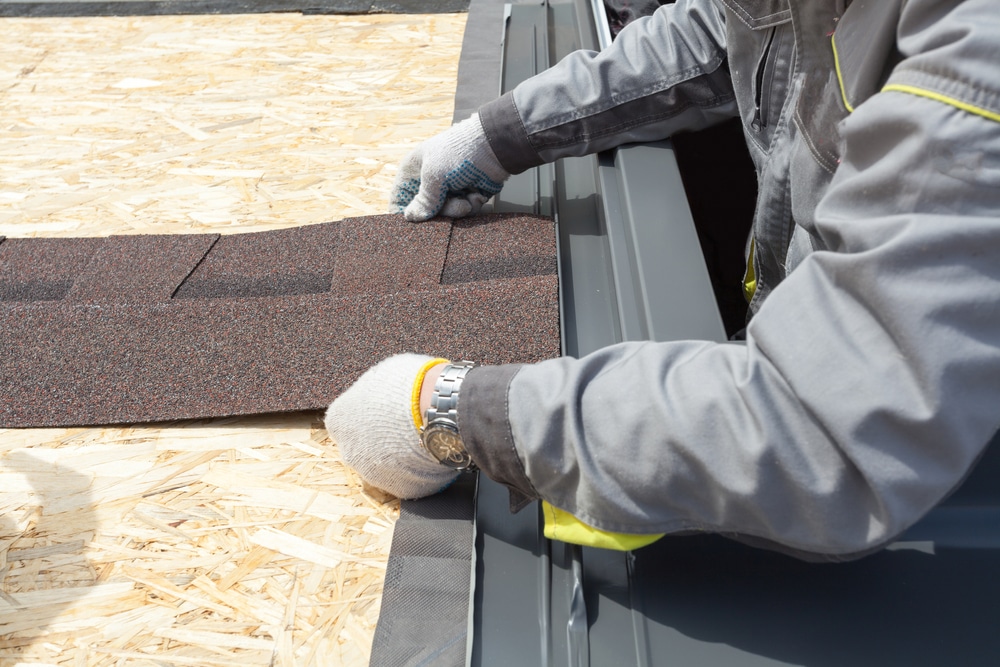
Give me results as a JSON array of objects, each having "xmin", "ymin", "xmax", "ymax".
[
  {"xmin": 831, "ymin": 33, "xmax": 855, "ymax": 114},
  {"xmin": 834, "ymin": 30, "xmax": 1000, "ymax": 125},
  {"xmin": 882, "ymin": 84, "xmax": 1000, "ymax": 124}
]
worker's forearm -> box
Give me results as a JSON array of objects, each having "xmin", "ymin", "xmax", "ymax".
[{"xmin": 479, "ymin": 0, "xmax": 737, "ymax": 174}]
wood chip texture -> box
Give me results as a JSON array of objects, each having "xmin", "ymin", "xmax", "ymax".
[{"xmin": 0, "ymin": 12, "xmax": 468, "ymax": 665}]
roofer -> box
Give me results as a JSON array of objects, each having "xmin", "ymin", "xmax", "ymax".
[{"xmin": 325, "ymin": 0, "xmax": 1000, "ymax": 559}]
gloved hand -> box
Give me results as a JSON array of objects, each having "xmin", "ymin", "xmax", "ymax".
[
  {"xmin": 390, "ymin": 114, "xmax": 510, "ymax": 222},
  {"xmin": 324, "ymin": 354, "xmax": 458, "ymax": 499}
]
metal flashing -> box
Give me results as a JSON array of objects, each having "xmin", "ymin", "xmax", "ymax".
[{"xmin": 468, "ymin": 433, "xmax": 1000, "ymax": 667}]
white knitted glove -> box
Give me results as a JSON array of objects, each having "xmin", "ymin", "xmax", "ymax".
[
  {"xmin": 390, "ymin": 114, "xmax": 510, "ymax": 222},
  {"xmin": 324, "ymin": 354, "xmax": 459, "ymax": 500}
]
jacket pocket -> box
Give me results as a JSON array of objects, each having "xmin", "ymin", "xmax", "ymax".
[{"xmin": 719, "ymin": 0, "xmax": 790, "ymax": 29}]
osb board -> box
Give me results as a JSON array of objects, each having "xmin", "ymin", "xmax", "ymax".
[
  {"xmin": 0, "ymin": 11, "xmax": 468, "ymax": 666},
  {"xmin": 0, "ymin": 12, "xmax": 466, "ymax": 238},
  {"xmin": 0, "ymin": 418, "xmax": 399, "ymax": 666}
]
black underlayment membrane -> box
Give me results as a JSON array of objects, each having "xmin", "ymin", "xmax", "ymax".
[
  {"xmin": 370, "ymin": 475, "xmax": 478, "ymax": 666},
  {"xmin": 0, "ymin": 213, "xmax": 559, "ymax": 427}
]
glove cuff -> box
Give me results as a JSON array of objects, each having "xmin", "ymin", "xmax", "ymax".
[
  {"xmin": 445, "ymin": 113, "xmax": 510, "ymax": 183},
  {"xmin": 410, "ymin": 357, "xmax": 450, "ymax": 431}
]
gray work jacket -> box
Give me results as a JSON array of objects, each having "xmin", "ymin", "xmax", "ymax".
[{"xmin": 461, "ymin": 0, "xmax": 1000, "ymax": 559}]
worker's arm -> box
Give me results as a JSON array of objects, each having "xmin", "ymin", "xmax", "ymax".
[
  {"xmin": 479, "ymin": 0, "xmax": 735, "ymax": 174},
  {"xmin": 337, "ymin": 0, "xmax": 1000, "ymax": 559},
  {"xmin": 461, "ymin": 0, "xmax": 1000, "ymax": 559},
  {"xmin": 390, "ymin": 0, "xmax": 735, "ymax": 221}
]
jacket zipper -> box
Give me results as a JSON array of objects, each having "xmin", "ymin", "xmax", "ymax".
[{"xmin": 751, "ymin": 27, "xmax": 777, "ymax": 131}]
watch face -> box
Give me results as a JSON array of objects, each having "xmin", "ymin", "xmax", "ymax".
[{"xmin": 425, "ymin": 423, "xmax": 473, "ymax": 469}]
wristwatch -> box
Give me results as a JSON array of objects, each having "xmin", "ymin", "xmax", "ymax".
[{"xmin": 421, "ymin": 360, "xmax": 478, "ymax": 471}]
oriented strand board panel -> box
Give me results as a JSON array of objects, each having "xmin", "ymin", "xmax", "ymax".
[
  {"xmin": 0, "ymin": 13, "xmax": 468, "ymax": 238},
  {"xmin": 0, "ymin": 416, "xmax": 400, "ymax": 666},
  {"xmin": 0, "ymin": 214, "xmax": 559, "ymax": 427},
  {"xmin": 0, "ymin": 0, "xmax": 471, "ymax": 18},
  {"xmin": 0, "ymin": 11, "xmax": 472, "ymax": 665}
]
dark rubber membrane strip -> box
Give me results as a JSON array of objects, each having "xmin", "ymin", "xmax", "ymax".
[
  {"xmin": 370, "ymin": 475, "xmax": 477, "ymax": 666},
  {"xmin": 0, "ymin": 213, "xmax": 558, "ymax": 427}
]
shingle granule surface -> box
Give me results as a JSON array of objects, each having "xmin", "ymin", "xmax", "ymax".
[{"xmin": 0, "ymin": 214, "xmax": 560, "ymax": 427}]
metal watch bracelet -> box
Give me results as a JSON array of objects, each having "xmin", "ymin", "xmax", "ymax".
[
  {"xmin": 425, "ymin": 360, "xmax": 476, "ymax": 424},
  {"xmin": 423, "ymin": 361, "xmax": 477, "ymax": 471}
]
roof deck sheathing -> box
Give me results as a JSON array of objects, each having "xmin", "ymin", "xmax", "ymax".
[{"xmin": 0, "ymin": 11, "xmax": 466, "ymax": 665}]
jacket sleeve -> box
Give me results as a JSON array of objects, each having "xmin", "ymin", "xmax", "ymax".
[
  {"xmin": 478, "ymin": 0, "xmax": 737, "ymax": 175},
  {"xmin": 461, "ymin": 0, "xmax": 1000, "ymax": 560}
]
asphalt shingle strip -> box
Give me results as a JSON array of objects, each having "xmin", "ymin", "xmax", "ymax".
[
  {"xmin": 69, "ymin": 234, "xmax": 220, "ymax": 303},
  {"xmin": 175, "ymin": 224, "xmax": 338, "ymax": 300},
  {"xmin": 0, "ymin": 213, "xmax": 559, "ymax": 427},
  {"xmin": 0, "ymin": 237, "xmax": 106, "ymax": 303},
  {"xmin": 332, "ymin": 216, "xmax": 451, "ymax": 296},
  {"xmin": 442, "ymin": 216, "xmax": 557, "ymax": 284}
]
